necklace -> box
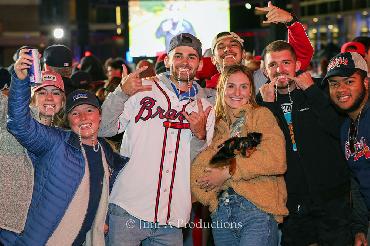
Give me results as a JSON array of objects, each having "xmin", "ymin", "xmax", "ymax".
[
  {"xmin": 78, "ymin": 130, "xmax": 101, "ymax": 153},
  {"xmin": 347, "ymin": 108, "xmax": 363, "ymax": 154},
  {"xmin": 92, "ymin": 141, "xmax": 101, "ymax": 152}
]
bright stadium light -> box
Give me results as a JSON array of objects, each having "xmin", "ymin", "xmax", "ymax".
[{"xmin": 53, "ymin": 28, "xmax": 64, "ymax": 39}]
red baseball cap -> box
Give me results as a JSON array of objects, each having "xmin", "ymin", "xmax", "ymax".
[
  {"xmin": 33, "ymin": 70, "xmax": 65, "ymax": 92},
  {"xmin": 341, "ymin": 41, "xmax": 366, "ymax": 57}
]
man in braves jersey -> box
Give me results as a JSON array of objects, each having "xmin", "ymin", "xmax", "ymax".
[
  {"xmin": 99, "ymin": 33, "xmax": 215, "ymax": 245},
  {"xmin": 325, "ymin": 52, "xmax": 370, "ymax": 246}
]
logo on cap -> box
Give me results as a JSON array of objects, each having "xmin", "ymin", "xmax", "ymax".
[
  {"xmin": 73, "ymin": 93, "xmax": 88, "ymax": 101},
  {"xmin": 327, "ymin": 57, "xmax": 349, "ymax": 72},
  {"xmin": 42, "ymin": 74, "xmax": 57, "ymax": 82}
]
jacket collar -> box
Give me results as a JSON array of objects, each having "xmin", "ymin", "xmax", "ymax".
[
  {"xmin": 65, "ymin": 131, "xmax": 104, "ymax": 151},
  {"xmin": 66, "ymin": 131, "xmax": 81, "ymax": 150},
  {"xmin": 224, "ymin": 104, "xmax": 252, "ymax": 125},
  {"xmin": 158, "ymin": 72, "xmax": 200, "ymax": 101}
]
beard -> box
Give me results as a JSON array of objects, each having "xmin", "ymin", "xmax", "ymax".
[
  {"xmin": 171, "ymin": 65, "xmax": 196, "ymax": 82},
  {"xmin": 333, "ymin": 83, "xmax": 367, "ymax": 114},
  {"xmin": 215, "ymin": 55, "xmax": 241, "ymax": 72}
]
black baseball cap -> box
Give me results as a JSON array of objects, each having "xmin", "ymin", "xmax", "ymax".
[
  {"xmin": 71, "ymin": 71, "xmax": 92, "ymax": 89},
  {"xmin": 43, "ymin": 44, "xmax": 72, "ymax": 68},
  {"xmin": 66, "ymin": 89, "xmax": 100, "ymax": 113},
  {"xmin": 167, "ymin": 33, "xmax": 202, "ymax": 57},
  {"xmin": 324, "ymin": 52, "xmax": 368, "ymax": 83}
]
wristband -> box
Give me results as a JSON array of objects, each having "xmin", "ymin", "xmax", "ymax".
[{"xmin": 285, "ymin": 13, "xmax": 299, "ymax": 27}]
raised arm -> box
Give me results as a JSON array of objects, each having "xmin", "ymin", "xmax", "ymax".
[
  {"xmin": 99, "ymin": 66, "xmax": 151, "ymax": 137},
  {"xmin": 7, "ymin": 49, "xmax": 61, "ymax": 156},
  {"xmin": 256, "ymin": 1, "xmax": 314, "ymax": 71}
]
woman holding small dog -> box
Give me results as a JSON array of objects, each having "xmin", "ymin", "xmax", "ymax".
[{"xmin": 191, "ymin": 64, "xmax": 288, "ymax": 246}]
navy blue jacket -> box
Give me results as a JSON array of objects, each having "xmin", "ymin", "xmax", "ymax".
[
  {"xmin": 341, "ymin": 99, "xmax": 370, "ymax": 208},
  {"xmin": 0, "ymin": 73, "xmax": 128, "ymax": 245}
]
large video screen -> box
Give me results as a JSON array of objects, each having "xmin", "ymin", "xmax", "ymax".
[{"xmin": 128, "ymin": 0, "xmax": 230, "ymax": 57}]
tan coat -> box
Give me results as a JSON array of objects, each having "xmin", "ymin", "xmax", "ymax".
[{"xmin": 191, "ymin": 105, "xmax": 288, "ymax": 223}]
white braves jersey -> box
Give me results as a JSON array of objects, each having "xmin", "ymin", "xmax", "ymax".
[{"xmin": 105, "ymin": 76, "xmax": 215, "ymax": 227}]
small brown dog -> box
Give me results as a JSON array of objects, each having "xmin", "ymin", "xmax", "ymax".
[{"xmin": 210, "ymin": 132, "xmax": 262, "ymax": 167}]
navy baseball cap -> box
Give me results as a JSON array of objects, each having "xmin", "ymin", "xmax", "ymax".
[
  {"xmin": 66, "ymin": 89, "xmax": 100, "ymax": 113},
  {"xmin": 167, "ymin": 33, "xmax": 202, "ymax": 57},
  {"xmin": 324, "ymin": 52, "xmax": 368, "ymax": 84}
]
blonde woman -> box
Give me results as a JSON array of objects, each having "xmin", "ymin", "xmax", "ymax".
[{"xmin": 191, "ymin": 64, "xmax": 288, "ymax": 246}]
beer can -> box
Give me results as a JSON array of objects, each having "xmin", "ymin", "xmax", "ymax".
[{"xmin": 27, "ymin": 49, "xmax": 42, "ymax": 85}]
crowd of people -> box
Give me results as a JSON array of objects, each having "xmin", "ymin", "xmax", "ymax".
[{"xmin": 0, "ymin": 2, "xmax": 369, "ymax": 246}]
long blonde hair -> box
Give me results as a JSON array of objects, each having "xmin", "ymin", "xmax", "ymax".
[{"xmin": 215, "ymin": 64, "xmax": 257, "ymax": 120}]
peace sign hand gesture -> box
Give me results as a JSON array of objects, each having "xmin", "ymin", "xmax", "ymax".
[{"xmin": 120, "ymin": 65, "xmax": 152, "ymax": 96}]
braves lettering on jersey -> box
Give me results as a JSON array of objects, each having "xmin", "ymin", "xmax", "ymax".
[{"xmin": 101, "ymin": 73, "xmax": 215, "ymax": 227}]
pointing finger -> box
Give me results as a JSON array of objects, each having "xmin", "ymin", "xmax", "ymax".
[
  {"xmin": 132, "ymin": 66, "xmax": 148, "ymax": 77},
  {"xmin": 204, "ymin": 106, "xmax": 212, "ymax": 119},
  {"xmin": 255, "ymin": 6, "xmax": 271, "ymax": 12},
  {"xmin": 197, "ymin": 99, "xmax": 204, "ymax": 113},
  {"xmin": 121, "ymin": 64, "xmax": 128, "ymax": 77}
]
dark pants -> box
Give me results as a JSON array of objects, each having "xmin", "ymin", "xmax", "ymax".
[{"xmin": 281, "ymin": 193, "xmax": 352, "ymax": 246}]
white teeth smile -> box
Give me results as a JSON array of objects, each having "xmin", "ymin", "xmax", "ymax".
[
  {"xmin": 338, "ymin": 96, "xmax": 350, "ymax": 102},
  {"xmin": 224, "ymin": 55, "xmax": 235, "ymax": 59},
  {"xmin": 79, "ymin": 123, "xmax": 92, "ymax": 129},
  {"xmin": 230, "ymin": 97, "xmax": 242, "ymax": 101},
  {"xmin": 45, "ymin": 105, "xmax": 55, "ymax": 109}
]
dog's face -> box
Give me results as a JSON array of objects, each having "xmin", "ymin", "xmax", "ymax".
[{"xmin": 210, "ymin": 132, "xmax": 262, "ymax": 165}]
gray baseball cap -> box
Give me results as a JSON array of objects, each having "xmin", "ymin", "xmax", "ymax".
[{"xmin": 167, "ymin": 33, "xmax": 202, "ymax": 57}]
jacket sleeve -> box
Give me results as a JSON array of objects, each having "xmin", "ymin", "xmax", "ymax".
[
  {"xmin": 99, "ymin": 86, "xmax": 130, "ymax": 137},
  {"xmin": 7, "ymin": 71, "xmax": 61, "ymax": 156},
  {"xmin": 351, "ymin": 176, "xmax": 369, "ymax": 236},
  {"xmin": 304, "ymin": 84, "xmax": 342, "ymax": 138},
  {"xmin": 231, "ymin": 107, "xmax": 287, "ymax": 181},
  {"xmin": 287, "ymin": 21, "xmax": 314, "ymax": 71}
]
